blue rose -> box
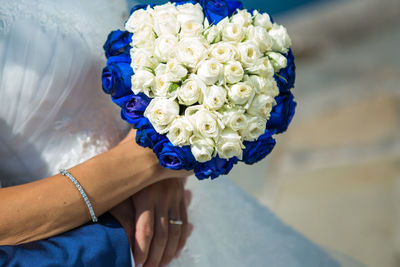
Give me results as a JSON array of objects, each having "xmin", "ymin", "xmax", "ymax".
[
  {"xmin": 242, "ymin": 130, "xmax": 276, "ymax": 165},
  {"xmin": 101, "ymin": 61, "xmax": 133, "ymax": 99},
  {"xmin": 111, "ymin": 94, "xmax": 134, "ymax": 108},
  {"xmin": 107, "ymin": 54, "xmax": 131, "ymax": 65},
  {"xmin": 153, "ymin": 141, "xmax": 196, "ymax": 170},
  {"xmin": 200, "ymin": 0, "xmax": 229, "ymax": 25},
  {"xmin": 200, "ymin": 0, "xmax": 244, "ymax": 26},
  {"xmin": 266, "ymin": 92, "xmax": 296, "ymax": 134},
  {"xmin": 103, "ymin": 30, "xmax": 132, "ymax": 59},
  {"xmin": 136, "ymin": 125, "xmax": 162, "ymax": 149},
  {"xmin": 194, "ymin": 156, "xmax": 238, "ymax": 180},
  {"xmin": 226, "ymin": 0, "xmax": 243, "ymax": 15},
  {"xmin": 120, "ymin": 94, "xmax": 151, "ymax": 128},
  {"xmin": 275, "ymin": 49, "xmax": 295, "ymax": 93}
]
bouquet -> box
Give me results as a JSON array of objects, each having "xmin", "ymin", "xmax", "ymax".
[{"xmin": 102, "ymin": 0, "xmax": 296, "ymax": 179}]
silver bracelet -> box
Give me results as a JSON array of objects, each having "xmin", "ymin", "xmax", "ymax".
[{"xmin": 59, "ymin": 169, "xmax": 98, "ymax": 223}]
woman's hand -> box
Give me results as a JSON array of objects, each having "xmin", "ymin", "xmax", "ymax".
[
  {"xmin": 133, "ymin": 178, "xmax": 193, "ymax": 267},
  {"xmin": 110, "ymin": 178, "xmax": 193, "ymax": 267}
]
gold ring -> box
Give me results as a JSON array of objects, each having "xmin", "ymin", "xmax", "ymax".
[{"xmin": 169, "ymin": 219, "xmax": 183, "ymax": 225}]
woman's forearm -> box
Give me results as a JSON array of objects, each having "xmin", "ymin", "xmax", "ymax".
[{"xmin": 0, "ymin": 141, "xmax": 164, "ymax": 245}]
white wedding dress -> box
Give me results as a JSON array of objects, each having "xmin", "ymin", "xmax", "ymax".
[{"xmin": 0, "ymin": 0, "xmax": 340, "ymax": 266}]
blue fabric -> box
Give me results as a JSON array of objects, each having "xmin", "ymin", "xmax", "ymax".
[{"xmin": 0, "ymin": 214, "xmax": 131, "ymax": 267}]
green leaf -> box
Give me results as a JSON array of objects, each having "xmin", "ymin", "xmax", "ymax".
[
  {"xmin": 275, "ymin": 73, "xmax": 288, "ymax": 84},
  {"xmin": 143, "ymin": 67, "xmax": 155, "ymax": 75},
  {"xmin": 168, "ymin": 83, "xmax": 179, "ymax": 94}
]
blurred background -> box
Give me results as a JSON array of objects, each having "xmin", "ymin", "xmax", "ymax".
[
  {"xmin": 127, "ymin": 0, "xmax": 400, "ymax": 265},
  {"xmin": 227, "ymin": 0, "xmax": 400, "ymax": 266}
]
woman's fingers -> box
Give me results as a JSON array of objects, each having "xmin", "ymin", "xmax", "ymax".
[
  {"xmin": 144, "ymin": 208, "xmax": 169, "ymax": 267},
  {"xmin": 160, "ymin": 204, "xmax": 182, "ymax": 266},
  {"xmin": 132, "ymin": 179, "xmax": 192, "ymax": 266},
  {"xmin": 184, "ymin": 189, "xmax": 192, "ymax": 207},
  {"xmin": 134, "ymin": 202, "xmax": 155, "ymax": 265},
  {"xmin": 109, "ymin": 199, "xmax": 135, "ymax": 246}
]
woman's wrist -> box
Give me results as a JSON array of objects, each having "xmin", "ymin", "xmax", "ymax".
[{"xmin": 111, "ymin": 139, "xmax": 191, "ymax": 184}]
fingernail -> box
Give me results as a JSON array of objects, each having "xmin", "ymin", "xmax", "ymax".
[{"xmin": 175, "ymin": 249, "xmax": 182, "ymax": 258}]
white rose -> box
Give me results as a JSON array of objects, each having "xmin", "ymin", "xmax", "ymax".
[
  {"xmin": 176, "ymin": 37, "xmax": 208, "ymax": 69},
  {"xmin": 267, "ymin": 52, "xmax": 287, "ymax": 72},
  {"xmin": 125, "ymin": 8, "xmax": 154, "ymax": 33},
  {"xmin": 188, "ymin": 107, "xmax": 221, "ymax": 138},
  {"xmin": 224, "ymin": 60, "xmax": 244, "ymax": 84},
  {"xmin": 131, "ymin": 69, "xmax": 155, "ymax": 96},
  {"xmin": 222, "ymin": 22, "xmax": 245, "ymax": 42},
  {"xmin": 216, "ymin": 17, "xmax": 229, "ymax": 32},
  {"xmin": 144, "ymin": 97, "xmax": 179, "ymax": 134},
  {"xmin": 197, "ymin": 59, "xmax": 223, "ymax": 85},
  {"xmin": 130, "ymin": 48, "xmax": 158, "ymax": 71},
  {"xmin": 153, "ymin": 2, "xmax": 178, "ymax": 16},
  {"xmin": 180, "ymin": 21, "xmax": 204, "ymax": 37},
  {"xmin": 203, "ymin": 17, "xmax": 210, "ymax": 28},
  {"xmin": 247, "ymin": 93, "xmax": 275, "ymax": 119},
  {"xmin": 190, "ymin": 136, "xmax": 215, "ymax": 162},
  {"xmin": 131, "ymin": 26, "xmax": 156, "ymax": 49},
  {"xmin": 153, "ymin": 6, "xmax": 180, "ymax": 36},
  {"xmin": 247, "ymin": 25, "xmax": 273, "ymax": 53},
  {"xmin": 245, "ymin": 57, "xmax": 274, "ymax": 78},
  {"xmin": 153, "ymin": 73, "xmax": 173, "ymax": 97},
  {"xmin": 228, "ymin": 82, "xmax": 255, "ymax": 105},
  {"xmin": 269, "ymin": 24, "xmax": 292, "ymax": 54},
  {"xmin": 220, "ymin": 108, "xmax": 247, "ymax": 131},
  {"xmin": 253, "ymin": 10, "xmax": 272, "ymax": 30},
  {"xmin": 237, "ymin": 41, "xmax": 262, "ymax": 68},
  {"xmin": 245, "ymin": 75, "xmax": 279, "ymax": 96},
  {"xmin": 154, "ymin": 34, "xmax": 178, "ymax": 62},
  {"xmin": 177, "ymin": 74, "xmax": 205, "ymax": 105},
  {"xmin": 166, "ymin": 59, "xmax": 188, "ymax": 82},
  {"xmin": 239, "ymin": 115, "xmax": 266, "ymax": 141},
  {"xmin": 154, "ymin": 63, "xmax": 167, "ymax": 76},
  {"xmin": 203, "ymin": 85, "xmax": 227, "ymax": 110},
  {"xmin": 167, "ymin": 116, "xmax": 194, "ymax": 146},
  {"xmin": 216, "ymin": 129, "xmax": 244, "ymax": 159},
  {"xmin": 210, "ymin": 42, "xmax": 238, "ymax": 63},
  {"xmin": 231, "ymin": 10, "xmax": 252, "ymax": 27},
  {"xmin": 204, "ymin": 25, "xmax": 221, "ymax": 44},
  {"xmin": 177, "ymin": 3, "xmax": 204, "ymax": 25}
]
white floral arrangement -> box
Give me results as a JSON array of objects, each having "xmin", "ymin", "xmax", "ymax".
[{"xmin": 125, "ymin": 2, "xmax": 292, "ymax": 163}]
